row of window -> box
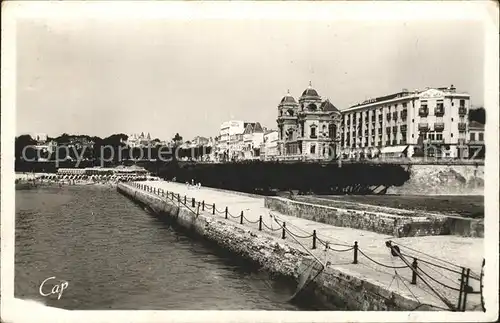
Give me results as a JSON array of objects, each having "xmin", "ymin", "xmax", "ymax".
[
  {"xmin": 344, "ymin": 99, "xmax": 467, "ymax": 123},
  {"xmin": 343, "ymin": 139, "xmax": 408, "ymax": 148},
  {"xmin": 470, "ymin": 132, "xmax": 484, "ymax": 141}
]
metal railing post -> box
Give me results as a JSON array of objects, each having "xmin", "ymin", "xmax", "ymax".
[
  {"xmin": 184, "ymin": 195, "xmax": 187, "ymax": 204},
  {"xmin": 259, "ymin": 216, "xmax": 262, "ymax": 231},
  {"xmin": 192, "ymin": 198, "xmax": 195, "ymax": 207},
  {"xmin": 312, "ymin": 230, "xmax": 317, "ymax": 249},
  {"xmin": 212, "ymin": 203, "xmax": 215, "ymax": 215},
  {"xmin": 225, "ymin": 207, "xmax": 228, "ymax": 219},
  {"xmin": 202, "ymin": 201, "xmax": 205, "ymax": 211},
  {"xmin": 282, "ymin": 222, "xmax": 286, "ymax": 239},
  {"xmin": 353, "ymin": 241, "xmax": 358, "ymax": 264},
  {"xmin": 197, "ymin": 202, "xmax": 200, "ymax": 216},
  {"xmin": 240, "ymin": 211, "xmax": 244, "ymax": 224},
  {"xmin": 411, "ymin": 258, "xmax": 418, "ymax": 285},
  {"xmin": 462, "ymin": 268, "xmax": 471, "ymax": 311},
  {"xmin": 457, "ymin": 267, "xmax": 465, "ymax": 311}
]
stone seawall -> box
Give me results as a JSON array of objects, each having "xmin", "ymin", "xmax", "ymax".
[
  {"xmin": 117, "ymin": 183, "xmax": 433, "ymax": 311},
  {"xmin": 387, "ymin": 164, "xmax": 484, "ymax": 195},
  {"xmin": 265, "ymin": 196, "xmax": 484, "ymax": 238}
]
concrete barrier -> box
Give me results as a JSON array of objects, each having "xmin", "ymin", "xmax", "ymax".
[
  {"xmin": 264, "ymin": 196, "xmax": 483, "ymax": 238},
  {"xmin": 117, "ymin": 183, "xmax": 437, "ymax": 311}
]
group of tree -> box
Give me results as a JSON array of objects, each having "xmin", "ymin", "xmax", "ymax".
[
  {"xmin": 468, "ymin": 107, "xmax": 485, "ymax": 124},
  {"xmin": 15, "ymin": 132, "xmax": 213, "ymax": 164}
]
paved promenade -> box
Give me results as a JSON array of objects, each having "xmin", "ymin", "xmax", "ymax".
[{"xmin": 137, "ymin": 180, "xmax": 484, "ymax": 311}]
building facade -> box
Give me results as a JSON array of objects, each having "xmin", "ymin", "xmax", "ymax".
[
  {"xmin": 277, "ymin": 83, "xmax": 342, "ymax": 160},
  {"xmin": 218, "ymin": 120, "xmax": 245, "ymax": 161},
  {"xmin": 242, "ymin": 122, "xmax": 264, "ymax": 160},
  {"xmin": 467, "ymin": 121, "xmax": 485, "ymax": 159},
  {"xmin": 126, "ymin": 132, "xmax": 153, "ymax": 148},
  {"xmin": 340, "ymin": 85, "xmax": 470, "ymax": 159},
  {"xmin": 261, "ymin": 130, "xmax": 279, "ymax": 160}
]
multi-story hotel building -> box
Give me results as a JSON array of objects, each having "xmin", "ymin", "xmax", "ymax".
[
  {"xmin": 340, "ymin": 85, "xmax": 470, "ymax": 159},
  {"xmin": 277, "ymin": 83, "xmax": 342, "ymax": 160}
]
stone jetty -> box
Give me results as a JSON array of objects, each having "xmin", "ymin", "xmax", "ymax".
[{"xmin": 117, "ymin": 181, "xmax": 484, "ymax": 311}]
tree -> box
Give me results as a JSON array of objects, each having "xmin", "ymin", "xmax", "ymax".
[
  {"xmin": 173, "ymin": 133, "xmax": 183, "ymax": 145},
  {"xmin": 469, "ymin": 107, "xmax": 486, "ymax": 124},
  {"xmin": 15, "ymin": 135, "xmax": 37, "ymax": 160}
]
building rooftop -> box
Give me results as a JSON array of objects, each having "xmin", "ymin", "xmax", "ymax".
[
  {"xmin": 321, "ymin": 99, "xmax": 340, "ymax": 113},
  {"xmin": 301, "ymin": 82, "xmax": 320, "ymax": 97},
  {"xmin": 346, "ymin": 85, "xmax": 468, "ymax": 110},
  {"xmin": 469, "ymin": 121, "xmax": 485, "ymax": 129},
  {"xmin": 280, "ymin": 90, "xmax": 297, "ymax": 104}
]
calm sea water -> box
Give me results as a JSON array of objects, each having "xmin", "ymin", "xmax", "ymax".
[{"xmin": 15, "ymin": 186, "xmax": 316, "ymax": 310}]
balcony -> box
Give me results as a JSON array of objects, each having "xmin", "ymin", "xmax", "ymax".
[
  {"xmin": 392, "ymin": 112, "xmax": 398, "ymax": 120},
  {"xmin": 458, "ymin": 123, "xmax": 467, "ymax": 131},
  {"xmin": 458, "ymin": 107, "xmax": 467, "ymax": 116},
  {"xmin": 400, "ymin": 124, "xmax": 407, "ymax": 132},
  {"xmin": 386, "ymin": 114, "xmax": 391, "ymax": 121},
  {"xmin": 434, "ymin": 122, "xmax": 445, "ymax": 132},
  {"xmin": 386, "ymin": 127, "xmax": 391, "ymax": 134},
  {"xmin": 392, "ymin": 126, "xmax": 398, "ymax": 133},
  {"xmin": 435, "ymin": 107, "xmax": 445, "ymax": 117},
  {"xmin": 418, "ymin": 123, "xmax": 429, "ymax": 131},
  {"xmin": 419, "ymin": 108, "xmax": 429, "ymax": 117},
  {"xmin": 401, "ymin": 110, "xmax": 408, "ymax": 120}
]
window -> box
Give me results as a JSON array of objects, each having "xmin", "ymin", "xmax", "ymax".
[
  {"xmin": 403, "ymin": 102, "xmax": 407, "ymax": 108},
  {"xmin": 451, "ymin": 133, "xmax": 453, "ymax": 138},
  {"xmin": 310, "ymin": 125, "xmax": 317, "ymax": 138},
  {"xmin": 470, "ymin": 133, "xmax": 476, "ymax": 141},
  {"xmin": 310, "ymin": 144, "xmax": 316, "ymax": 154},
  {"xmin": 460, "ymin": 99, "xmax": 465, "ymax": 107},
  {"xmin": 479, "ymin": 133, "xmax": 484, "ymax": 141},
  {"xmin": 429, "ymin": 133, "xmax": 435, "ymax": 140},
  {"xmin": 451, "ymin": 118, "xmax": 453, "ymax": 122},
  {"xmin": 436, "ymin": 133, "xmax": 443, "ymax": 141}
]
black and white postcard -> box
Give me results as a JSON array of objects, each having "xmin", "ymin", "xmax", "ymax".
[{"xmin": 1, "ymin": 1, "xmax": 499, "ymax": 322}]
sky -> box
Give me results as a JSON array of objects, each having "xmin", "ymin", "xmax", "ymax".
[{"xmin": 16, "ymin": 13, "xmax": 485, "ymax": 141}]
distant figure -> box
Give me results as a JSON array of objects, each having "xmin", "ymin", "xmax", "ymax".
[
  {"xmin": 191, "ymin": 179, "xmax": 195, "ymax": 186},
  {"xmin": 197, "ymin": 182, "xmax": 201, "ymax": 189}
]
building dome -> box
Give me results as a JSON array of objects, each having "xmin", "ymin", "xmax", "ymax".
[
  {"xmin": 280, "ymin": 90, "xmax": 297, "ymax": 104},
  {"xmin": 301, "ymin": 81, "xmax": 320, "ymax": 97},
  {"xmin": 281, "ymin": 95, "xmax": 297, "ymax": 104}
]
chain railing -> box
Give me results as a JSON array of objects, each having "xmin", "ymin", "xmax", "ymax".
[{"xmin": 127, "ymin": 181, "xmax": 484, "ymax": 312}]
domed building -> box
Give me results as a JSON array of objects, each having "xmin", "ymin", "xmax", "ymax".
[{"xmin": 277, "ymin": 82, "xmax": 341, "ymax": 160}]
